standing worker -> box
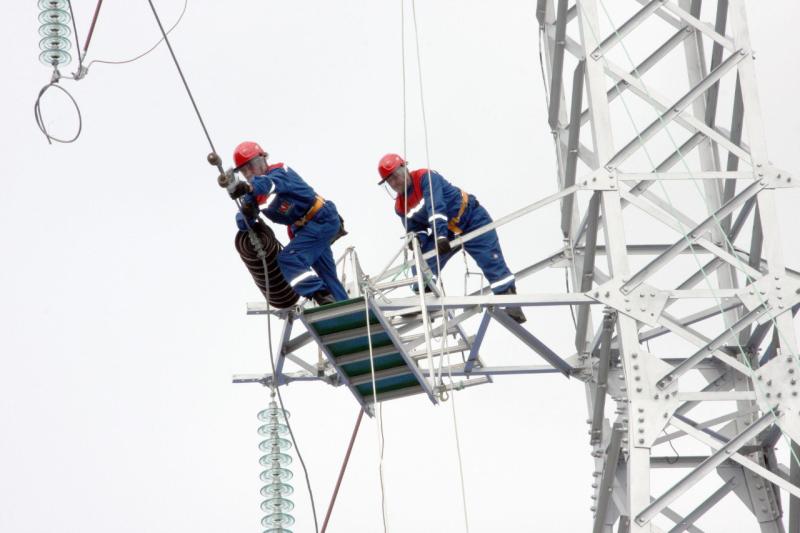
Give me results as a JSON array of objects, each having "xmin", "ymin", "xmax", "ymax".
[
  {"xmin": 377, "ymin": 153, "xmax": 526, "ymax": 324},
  {"xmin": 230, "ymin": 141, "xmax": 348, "ymax": 305}
]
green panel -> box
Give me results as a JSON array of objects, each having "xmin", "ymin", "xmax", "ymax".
[
  {"xmin": 326, "ymin": 332, "xmax": 392, "ymax": 357},
  {"xmin": 303, "ymin": 296, "xmax": 364, "ymax": 316},
  {"xmin": 310, "ymin": 310, "xmax": 379, "ymax": 336},
  {"xmin": 356, "ymin": 373, "xmax": 421, "ymax": 397},
  {"xmin": 340, "ymin": 353, "xmax": 406, "ymax": 377}
]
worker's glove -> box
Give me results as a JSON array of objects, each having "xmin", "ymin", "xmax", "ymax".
[
  {"xmin": 229, "ymin": 180, "xmax": 252, "ymax": 200},
  {"xmin": 435, "ymin": 236, "xmax": 452, "ymax": 256},
  {"xmin": 240, "ymin": 200, "xmax": 260, "ymax": 219}
]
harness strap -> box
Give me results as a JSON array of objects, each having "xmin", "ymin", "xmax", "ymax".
[
  {"xmin": 447, "ymin": 190, "xmax": 469, "ymax": 235},
  {"xmin": 294, "ymin": 195, "xmax": 325, "ymax": 228}
]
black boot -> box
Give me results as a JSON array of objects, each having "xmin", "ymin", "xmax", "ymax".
[
  {"xmin": 499, "ymin": 286, "xmax": 527, "ymax": 324},
  {"xmin": 312, "ymin": 290, "xmax": 335, "ymax": 306}
]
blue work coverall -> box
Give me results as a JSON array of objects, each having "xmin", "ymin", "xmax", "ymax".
[
  {"xmin": 395, "ymin": 169, "xmax": 516, "ymax": 293},
  {"xmin": 236, "ymin": 163, "xmax": 348, "ymax": 301}
]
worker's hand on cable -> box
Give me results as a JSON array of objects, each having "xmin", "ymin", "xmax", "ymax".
[
  {"xmin": 228, "ymin": 179, "xmax": 252, "ymax": 200},
  {"xmin": 240, "ymin": 200, "xmax": 261, "ymax": 219},
  {"xmin": 436, "ymin": 236, "xmax": 452, "ymax": 255}
]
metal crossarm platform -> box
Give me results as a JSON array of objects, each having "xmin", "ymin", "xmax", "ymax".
[{"xmin": 300, "ymin": 297, "xmax": 437, "ymax": 408}]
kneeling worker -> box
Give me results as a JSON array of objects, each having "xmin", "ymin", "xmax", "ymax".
[
  {"xmin": 231, "ymin": 141, "xmax": 348, "ymax": 305},
  {"xmin": 377, "ymin": 153, "xmax": 526, "ymax": 324}
]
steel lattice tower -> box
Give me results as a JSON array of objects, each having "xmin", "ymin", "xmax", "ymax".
[{"xmin": 538, "ymin": 1, "xmax": 800, "ymax": 531}]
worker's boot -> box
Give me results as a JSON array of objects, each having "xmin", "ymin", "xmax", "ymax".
[
  {"xmin": 313, "ymin": 289, "xmax": 335, "ymax": 306},
  {"xmin": 499, "ymin": 286, "xmax": 527, "ymax": 324}
]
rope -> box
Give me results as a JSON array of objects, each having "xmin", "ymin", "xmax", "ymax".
[
  {"xmin": 88, "ymin": 0, "xmax": 187, "ymax": 70},
  {"xmin": 586, "ymin": 0, "xmax": 799, "ymax": 467},
  {"xmin": 145, "ymin": 0, "xmax": 219, "ymax": 162},
  {"xmin": 363, "ymin": 293, "xmax": 389, "ymax": 533},
  {"xmin": 320, "ymin": 407, "xmax": 365, "ymax": 532},
  {"xmin": 33, "ymin": 81, "xmax": 82, "ymax": 144},
  {"xmin": 66, "ymin": 0, "xmax": 84, "ymax": 68}
]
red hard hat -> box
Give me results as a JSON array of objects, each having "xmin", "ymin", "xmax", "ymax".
[
  {"xmin": 378, "ymin": 153, "xmax": 406, "ymax": 184},
  {"xmin": 233, "ymin": 141, "xmax": 266, "ymax": 169}
]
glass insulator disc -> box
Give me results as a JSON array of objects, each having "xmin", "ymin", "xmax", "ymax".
[
  {"xmin": 260, "ymin": 482, "xmax": 294, "ymax": 498},
  {"xmin": 39, "ymin": 49, "xmax": 71, "ymax": 66},
  {"xmin": 258, "ymin": 423, "xmax": 288, "ymax": 436},
  {"xmin": 259, "ymin": 437, "xmax": 291, "ymax": 452},
  {"xmin": 258, "ymin": 407, "xmax": 290, "ymax": 421},
  {"xmin": 39, "ymin": 36, "xmax": 71, "ymax": 51},
  {"xmin": 260, "ymin": 468, "xmax": 294, "ymax": 482},
  {"xmin": 38, "ymin": 8, "xmax": 70, "ymax": 25},
  {"xmin": 261, "ymin": 513, "xmax": 295, "ymax": 528},
  {"xmin": 259, "ymin": 452, "xmax": 292, "ymax": 467},
  {"xmin": 261, "ymin": 498, "xmax": 295, "ymax": 513},
  {"xmin": 38, "ymin": 0, "xmax": 68, "ymax": 9},
  {"xmin": 38, "ymin": 22, "xmax": 70, "ymax": 38}
]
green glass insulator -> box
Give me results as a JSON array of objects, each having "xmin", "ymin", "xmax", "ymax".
[
  {"xmin": 38, "ymin": 0, "xmax": 67, "ymax": 9},
  {"xmin": 261, "ymin": 513, "xmax": 295, "ymax": 528},
  {"xmin": 38, "ymin": 49, "xmax": 71, "ymax": 66},
  {"xmin": 38, "ymin": 8, "xmax": 70, "ymax": 25},
  {"xmin": 259, "ymin": 452, "xmax": 292, "ymax": 467},
  {"xmin": 38, "ymin": 22, "xmax": 70, "ymax": 38},
  {"xmin": 259, "ymin": 437, "xmax": 291, "ymax": 452},
  {"xmin": 259, "ymin": 468, "xmax": 294, "ymax": 482},
  {"xmin": 261, "ymin": 498, "xmax": 295, "ymax": 513},
  {"xmin": 257, "ymin": 423, "xmax": 289, "ymax": 436},
  {"xmin": 257, "ymin": 407, "xmax": 290, "ymax": 421},
  {"xmin": 39, "ymin": 35, "xmax": 71, "ymax": 51},
  {"xmin": 260, "ymin": 482, "xmax": 294, "ymax": 498},
  {"xmin": 262, "ymin": 529, "xmax": 293, "ymax": 533}
]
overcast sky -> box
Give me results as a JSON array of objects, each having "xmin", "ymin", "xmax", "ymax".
[{"xmin": 3, "ymin": 1, "xmax": 800, "ymax": 532}]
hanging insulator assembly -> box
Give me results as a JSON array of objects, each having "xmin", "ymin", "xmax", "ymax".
[
  {"xmin": 38, "ymin": 0, "xmax": 73, "ymax": 67},
  {"xmin": 257, "ymin": 402, "xmax": 296, "ymax": 532}
]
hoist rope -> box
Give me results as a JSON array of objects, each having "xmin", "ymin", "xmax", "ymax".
[
  {"xmin": 145, "ymin": 0, "xmax": 218, "ymax": 160},
  {"xmin": 408, "ymin": 3, "xmax": 470, "ymax": 530},
  {"xmin": 34, "ymin": 81, "xmax": 82, "ymax": 144},
  {"xmin": 320, "ymin": 407, "xmax": 365, "ymax": 533},
  {"xmin": 586, "ymin": 1, "xmax": 800, "ymax": 467},
  {"xmin": 141, "ymin": 0, "xmax": 322, "ymax": 527},
  {"xmin": 363, "ymin": 295, "xmax": 389, "ymax": 533},
  {"xmin": 66, "ymin": 0, "xmax": 84, "ymax": 68}
]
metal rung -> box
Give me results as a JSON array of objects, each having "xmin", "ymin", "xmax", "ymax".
[
  {"xmin": 319, "ymin": 323, "xmax": 387, "ymax": 344},
  {"xmin": 371, "ymin": 384, "xmax": 425, "ymax": 403},
  {"xmin": 335, "ymin": 344, "xmax": 399, "ymax": 365},
  {"xmin": 349, "ymin": 365, "xmax": 416, "ymax": 386}
]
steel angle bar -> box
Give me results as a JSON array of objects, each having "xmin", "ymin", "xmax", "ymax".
[
  {"xmin": 760, "ymin": 305, "xmax": 800, "ymax": 365},
  {"xmin": 639, "ymin": 300, "xmax": 743, "ymax": 343},
  {"xmin": 561, "ymin": 61, "xmax": 586, "ymax": 236},
  {"xmin": 487, "ymin": 307, "xmax": 572, "ymax": 375},
  {"xmin": 468, "ymin": 250, "xmax": 567, "ymax": 296},
  {"xmin": 618, "ymin": 171, "xmax": 752, "ymax": 181},
  {"xmin": 658, "ymin": 0, "xmax": 737, "ymax": 51},
  {"xmin": 635, "ymin": 412, "xmax": 775, "ymax": 526},
  {"xmin": 274, "ymin": 315, "xmax": 295, "ymax": 378},
  {"xmin": 591, "ymin": 1, "xmax": 663, "ymax": 60},
  {"xmin": 590, "ymin": 311, "xmax": 615, "ymax": 445},
  {"xmin": 675, "ymin": 391, "xmax": 756, "ymax": 401},
  {"xmin": 667, "ymin": 478, "xmax": 736, "ymax": 533},
  {"xmin": 285, "ymin": 353, "xmax": 323, "ymax": 376},
  {"xmin": 651, "ymin": 456, "xmax": 734, "ymax": 469},
  {"xmin": 657, "ymin": 313, "xmax": 754, "ymax": 378},
  {"xmin": 578, "ymin": 27, "xmax": 690, "ymax": 129},
  {"xmin": 593, "ymin": 423, "xmax": 624, "ymax": 533},
  {"xmin": 608, "ymin": 51, "xmax": 746, "ymax": 168},
  {"xmin": 657, "ymin": 305, "xmax": 767, "ymax": 388},
  {"xmin": 576, "ymin": 192, "xmax": 601, "ymax": 352},
  {"xmin": 792, "ymin": 441, "xmax": 800, "ymax": 533},
  {"xmin": 464, "ymin": 311, "xmax": 491, "ymax": 374},
  {"xmin": 669, "ymin": 415, "xmax": 800, "ymax": 500},
  {"xmin": 445, "ymin": 364, "xmax": 563, "ymax": 376},
  {"xmin": 601, "ymin": 61, "xmax": 751, "ymax": 164},
  {"xmin": 535, "ymin": 0, "xmax": 547, "ymax": 27},
  {"xmin": 379, "ymin": 293, "xmax": 594, "ymax": 311},
  {"xmin": 381, "ymin": 184, "xmax": 580, "ymax": 280},
  {"xmin": 702, "ymin": 0, "xmax": 729, "ymax": 132},
  {"xmin": 622, "ymin": 181, "xmax": 762, "ymax": 293},
  {"xmin": 654, "ymin": 408, "xmax": 758, "ymax": 446},
  {"xmin": 548, "ymin": 0, "xmax": 569, "ymax": 131}
]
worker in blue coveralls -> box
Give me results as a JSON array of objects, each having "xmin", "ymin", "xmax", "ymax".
[
  {"xmin": 377, "ymin": 153, "xmax": 526, "ymax": 324},
  {"xmin": 229, "ymin": 141, "xmax": 348, "ymax": 306}
]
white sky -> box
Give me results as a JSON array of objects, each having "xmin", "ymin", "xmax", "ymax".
[{"xmin": 3, "ymin": 1, "xmax": 800, "ymax": 532}]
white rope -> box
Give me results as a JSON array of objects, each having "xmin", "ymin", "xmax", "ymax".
[{"xmin": 363, "ymin": 292, "xmax": 389, "ymax": 533}]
